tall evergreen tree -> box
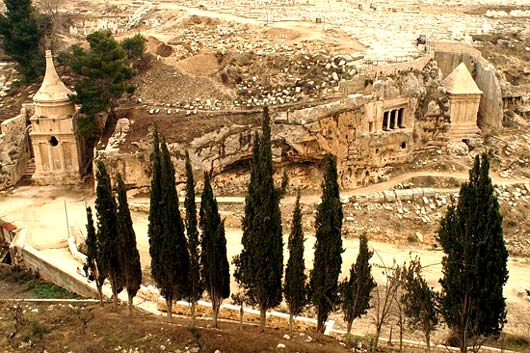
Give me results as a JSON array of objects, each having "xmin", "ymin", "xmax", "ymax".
[
  {"xmin": 402, "ymin": 258, "xmax": 439, "ymax": 352},
  {"xmin": 234, "ymin": 107, "xmax": 284, "ymax": 332},
  {"xmin": 184, "ymin": 151, "xmax": 202, "ymax": 321},
  {"xmin": 283, "ymin": 190, "xmax": 308, "ymax": 333},
  {"xmin": 0, "ymin": 0, "xmax": 44, "ymax": 82},
  {"xmin": 85, "ymin": 206, "xmax": 105, "ymax": 305},
  {"xmin": 438, "ymin": 153, "xmax": 508, "ymax": 353},
  {"xmin": 148, "ymin": 127, "xmax": 165, "ymax": 312},
  {"xmin": 199, "ymin": 172, "xmax": 230, "ymax": 328},
  {"xmin": 339, "ymin": 233, "xmax": 376, "ymax": 336},
  {"xmin": 160, "ymin": 138, "xmax": 190, "ymax": 318},
  {"xmin": 94, "ymin": 161, "xmax": 123, "ymax": 305},
  {"xmin": 309, "ymin": 154, "xmax": 344, "ymax": 337},
  {"xmin": 116, "ymin": 173, "xmax": 142, "ymax": 314}
]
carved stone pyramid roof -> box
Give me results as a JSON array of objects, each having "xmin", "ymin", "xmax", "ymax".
[
  {"xmin": 33, "ymin": 50, "xmax": 74, "ymax": 104},
  {"xmin": 443, "ymin": 62, "xmax": 482, "ymax": 95}
]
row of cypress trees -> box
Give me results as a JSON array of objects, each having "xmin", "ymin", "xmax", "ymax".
[
  {"xmin": 234, "ymin": 107, "xmax": 377, "ymax": 337},
  {"xmin": 227, "ymin": 108, "xmax": 508, "ymax": 353},
  {"xmin": 86, "ymin": 107, "xmax": 508, "ymax": 353},
  {"xmin": 85, "ymin": 161, "xmax": 142, "ymax": 314},
  {"xmin": 147, "ymin": 129, "xmax": 230, "ymax": 327}
]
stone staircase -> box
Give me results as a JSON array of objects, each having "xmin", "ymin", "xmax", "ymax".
[{"xmin": 18, "ymin": 160, "xmax": 35, "ymax": 186}]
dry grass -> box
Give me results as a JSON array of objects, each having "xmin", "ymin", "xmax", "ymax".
[{"xmin": 0, "ymin": 303, "xmax": 354, "ymax": 353}]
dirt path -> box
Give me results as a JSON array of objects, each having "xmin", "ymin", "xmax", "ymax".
[
  {"xmin": 1, "ymin": 180, "xmax": 529, "ymax": 335},
  {"xmin": 213, "ymin": 169, "xmax": 528, "ymax": 205}
]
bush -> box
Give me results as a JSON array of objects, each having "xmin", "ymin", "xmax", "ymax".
[
  {"xmin": 31, "ymin": 283, "xmax": 78, "ymax": 299},
  {"xmin": 121, "ymin": 34, "xmax": 146, "ymax": 60}
]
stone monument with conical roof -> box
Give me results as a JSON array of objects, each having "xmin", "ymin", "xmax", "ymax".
[
  {"xmin": 30, "ymin": 50, "xmax": 85, "ymax": 185},
  {"xmin": 443, "ymin": 62, "xmax": 482, "ymax": 139}
]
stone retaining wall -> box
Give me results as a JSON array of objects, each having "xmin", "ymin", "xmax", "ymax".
[
  {"xmin": 359, "ymin": 53, "xmax": 434, "ymax": 78},
  {"xmin": 9, "ymin": 229, "xmax": 97, "ymax": 298}
]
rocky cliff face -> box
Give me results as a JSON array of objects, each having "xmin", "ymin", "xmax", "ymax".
[
  {"xmin": 98, "ymin": 60, "xmax": 453, "ymax": 193},
  {"xmin": 0, "ymin": 109, "xmax": 30, "ymax": 190}
]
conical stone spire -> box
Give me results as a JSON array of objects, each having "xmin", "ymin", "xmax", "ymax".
[
  {"xmin": 33, "ymin": 50, "xmax": 73, "ymax": 103},
  {"xmin": 33, "ymin": 50, "xmax": 75, "ymax": 118}
]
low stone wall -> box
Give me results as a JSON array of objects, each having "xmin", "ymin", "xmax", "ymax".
[
  {"xmin": 9, "ymin": 229, "xmax": 97, "ymax": 298},
  {"xmin": 351, "ymin": 187, "xmax": 436, "ymax": 203},
  {"xmin": 359, "ymin": 53, "xmax": 434, "ymax": 78},
  {"xmin": 157, "ymin": 299, "xmax": 321, "ymax": 332},
  {"xmin": 433, "ymin": 41, "xmax": 482, "ymax": 58}
]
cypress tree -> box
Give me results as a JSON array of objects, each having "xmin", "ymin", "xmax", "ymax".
[
  {"xmin": 0, "ymin": 0, "xmax": 44, "ymax": 82},
  {"xmin": 184, "ymin": 151, "xmax": 202, "ymax": 321},
  {"xmin": 235, "ymin": 106, "xmax": 284, "ymax": 332},
  {"xmin": 94, "ymin": 160, "xmax": 123, "ymax": 305},
  {"xmin": 339, "ymin": 233, "xmax": 376, "ymax": 336},
  {"xmin": 159, "ymin": 138, "xmax": 190, "ymax": 318},
  {"xmin": 309, "ymin": 153, "xmax": 344, "ymax": 337},
  {"xmin": 149, "ymin": 129, "xmax": 190, "ymax": 318},
  {"xmin": 148, "ymin": 127, "xmax": 165, "ymax": 312},
  {"xmin": 199, "ymin": 172, "xmax": 230, "ymax": 328},
  {"xmin": 85, "ymin": 206, "xmax": 105, "ymax": 305},
  {"xmin": 438, "ymin": 153, "xmax": 508, "ymax": 353},
  {"xmin": 283, "ymin": 190, "xmax": 307, "ymax": 333},
  {"xmin": 116, "ymin": 173, "xmax": 142, "ymax": 314}
]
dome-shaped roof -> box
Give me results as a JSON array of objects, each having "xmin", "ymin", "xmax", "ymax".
[{"xmin": 33, "ymin": 50, "xmax": 74, "ymax": 104}]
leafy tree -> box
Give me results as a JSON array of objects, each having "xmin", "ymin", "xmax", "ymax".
[
  {"xmin": 199, "ymin": 172, "xmax": 230, "ymax": 328},
  {"xmin": 0, "ymin": 0, "xmax": 44, "ymax": 82},
  {"xmin": 84, "ymin": 206, "xmax": 105, "ymax": 305},
  {"xmin": 234, "ymin": 107, "xmax": 284, "ymax": 332},
  {"xmin": 401, "ymin": 258, "xmax": 439, "ymax": 352},
  {"xmin": 340, "ymin": 233, "xmax": 376, "ymax": 336},
  {"xmin": 121, "ymin": 33, "xmax": 146, "ymax": 60},
  {"xmin": 36, "ymin": 0, "xmax": 64, "ymax": 52},
  {"xmin": 94, "ymin": 160, "xmax": 123, "ymax": 305},
  {"xmin": 372, "ymin": 259, "xmax": 401, "ymax": 352},
  {"xmin": 116, "ymin": 173, "xmax": 142, "ymax": 314},
  {"xmin": 231, "ymin": 291, "xmax": 246, "ymax": 331},
  {"xmin": 69, "ymin": 30, "xmax": 135, "ymax": 134},
  {"xmin": 184, "ymin": 151, "xmax": 202, "ymax": 321},
  {"xmin": 149, "ymin": 135, "xmax": 190, "ymax": 318},
  {"xmin": 309, "ymin": 153, "xmax": 344, "ymax": 338},
  {"xmin": 283, "ymin": 190, "xmax": 308, "ymax": 333},
  {"xmin": 438, "ymin": 153, "xmax": 508, "ymax": 353}
]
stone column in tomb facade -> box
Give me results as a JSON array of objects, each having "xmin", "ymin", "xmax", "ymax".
[{"xmin": 29, "ymin": 50, "xmax": 86, "ymax": 185}]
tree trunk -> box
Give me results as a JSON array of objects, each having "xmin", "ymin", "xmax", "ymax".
[
  {"xmin": 289, "ymin": 312, "xmax": 294, "ymax": 334},
  {"xmin": 239, "ymin": 305, "xmax": 244, "ymax": 331},
  {"xmin": 346, "ymin": 320, "xmax": 353, "ymax": 336},
  {"xmin": 259, "ymin": 308, "xmax": 266, "ymax": 333},
  {"xmin": 373, "ymin": 325, "xmax": 382, "ymax": 353},
  {"xmin": 94, "ymin": 262, "xmax": 103, "ymax": 306},
  {"xmin": 316, "ymin": 307, "xmax": 325, "ymax": 341},
  {"xmin": 111, "ymin": 275, "xmax": 119, "ymax": 306},
  {"xmin": 399, "ymin": 318, "xmax": 404, "ymax": 353},
  {"xmin": 190, "ymin": 301, "xmax": 196, "ymax": 323},
  {"xmin": 212, "ymin": 300, "xmax": 219, "ymax": 329},
  {"xmin": 96, "ymin": 283, "xmax": 104, "ymax": 306},
  {"xmin": 167, "ymin": 296, "xmax": 173, "ymax": 319},
  {"xmin": 425, "ymin": 330, "xmax": 431, "ymax": 352},
  {"xmin": 128, "ymin": 293, "xmax": 134, "ymax": 315}
]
